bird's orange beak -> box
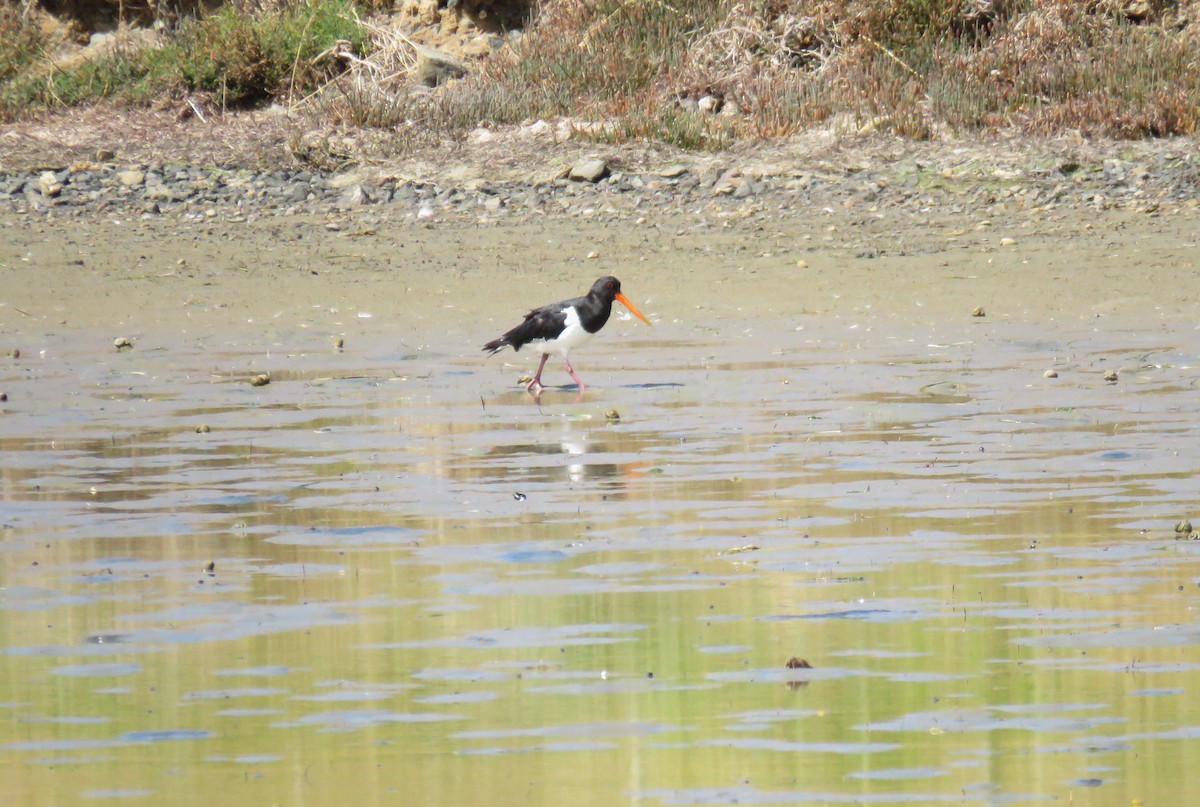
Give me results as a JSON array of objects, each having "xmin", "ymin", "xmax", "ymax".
[{"xmin": 615, "ymin": 292, "xmax": 652, "ymax": 326}]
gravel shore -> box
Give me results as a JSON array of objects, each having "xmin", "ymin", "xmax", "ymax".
[{"xmin": 4, "ymin": 118, "xmax": 1200, "ymax": 225}]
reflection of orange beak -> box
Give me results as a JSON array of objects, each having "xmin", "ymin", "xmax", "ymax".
[{"xmin": 615, "ymin": 292, "xmax": 652, "ymax": 326}]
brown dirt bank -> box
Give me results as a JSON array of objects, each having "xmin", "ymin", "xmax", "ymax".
[{"xmin": 3, "ymin": 105, "xmax": 1200, "ymax": 188}]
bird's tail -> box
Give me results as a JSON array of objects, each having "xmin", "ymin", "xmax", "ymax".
[{"xmin": 482, "ymin": 337, "xmax": 509, "ymax": 355}]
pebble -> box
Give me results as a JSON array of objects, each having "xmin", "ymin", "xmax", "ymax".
[
  {"xmin": 116, "ymin": 169, "xmax": 146, "ymax": 187},
  {"xmin": 1103, "ymin": 369, "xmax": 1119, "ymax": 382},
  {"xmin": 39, "ymin": 171, "xmax": 63, "ymax": 197},
  {"xmin": 1044, "ymin": 369, "xmax": 1058, "ymax": 378},
  {"xmin": 250, "ymin": 374, "xmax": 271, "ymax": 387},
  {"xmin": 114, "ymin": 337, "xmax": 133, "ymax": 350},
  {"xmin": 569, "ymin": 158, "xmax": 609, "ymax": 183}
]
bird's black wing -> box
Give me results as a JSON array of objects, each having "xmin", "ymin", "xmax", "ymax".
[{"xmin": 482, "ymin": 301, "xmax": 572, "ymax": 353}]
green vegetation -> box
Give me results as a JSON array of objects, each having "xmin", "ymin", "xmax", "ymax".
[
  {"xmin": 0, "ymin": 0, "xmax": 368, "ymax": 116},
  {"xmin": 3, "ymin": 0, "xmax": 1199, "ymax": 146}
]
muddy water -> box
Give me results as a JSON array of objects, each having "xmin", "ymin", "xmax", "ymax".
[{"xmin": 3, "ymin": 209, "xmax": 1200, "ymax": 805}]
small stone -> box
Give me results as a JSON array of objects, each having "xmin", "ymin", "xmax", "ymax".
[
  {"xmin": 95, "ymin": 148, "xmax": 116, "ymax": 162},
  {"xmin": 1000, "ymin": 237, "xmax": 1017, "ymax": 246},
  {"xmin": 196, "ymin": 424, "xmax": 211, "ymax": 434},
  {"xmin": 586, "ymin": 250, "xmax": 600, "ymax": 259},
  {"xmin": 250, "ymin": 374, "xmax": 271, "ymax": 387},
  {"xmin": 1103, "ymin": 369, "xmax": 1119, "ymax": 382},
  {"xmin": 785, "ymin": 657, "xmax": 813, "ymax": 669},
  {"xmin": 1175, "ymin": 520, "xmax": 1192, "ymax": 534},
  {"xmin": 1044, "ymin": 369, "xmax": 1058, "ymax": 378},
  {"xmin": 569, "ymin": 158, "xmax": 610, "ymax": 183},
  {"xmin": 147, "ymin": 185, "xmax": 190, "ymax": 202},
  {"xmin": 605, "ymin": 408, "xmax": 620, "ymax": 422},
  {"xmin": 7, "ymin": 348, "xmax": 18, "ymax": 359},
  {"xmin": 413, "ymin": 44, "xmax": 467, "ymax": 87},
  {"xmin": 0, "ymin": 392, "xmax": 7, "ymax": 401},
  {"xmin": 113, "ymin": 337, "xmax": 133, "ymax": 350},
  {"xmin": 116, "ymin": 170, "xmax": 146, "ymax": 187},
  {"xmin": 333, "ymin": 337, "xmax": 344, "ymax": 350},
  {"xmin": 972, "ymin": 306, "xmax": 986, "ymax": 317},
  {"xmin": 39, "ymin": 171, "xmax": 63, "ymax": 197},
  {"xmin": 203, "ymin": 561, "xmax": 216, "ymax": 575},
  {"xmin": 337, "ymin": 183, "xmax": 369, "ymax": 208}
]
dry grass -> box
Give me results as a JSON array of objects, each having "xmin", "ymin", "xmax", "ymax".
[
  {"xmin": 399, "ymin": 0, "xmax": 1198, "ymax": 146},
  {"xmin": 299, "ymin": 12, "xmax": 419, "ymax": 127}
]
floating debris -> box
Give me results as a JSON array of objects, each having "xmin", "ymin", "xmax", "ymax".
[
  {"xmin": 785, "ymin": 657, "xmax": 813, "ymax": 690},
  {"xmin": 513, "ymin": 492, "xmax": 527, "ymax": 502},
  {"xmin": 1176, "ymin": 520, "xmax": 1193, "ymax": 534},
  {"xmin": 724, "ymin": 545, "xmax": 760, "ymax": 555}
]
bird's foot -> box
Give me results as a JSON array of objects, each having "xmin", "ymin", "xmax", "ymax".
[{"xmin": 525, "ymin": 379, "xmax": 545, "ymax": 395}]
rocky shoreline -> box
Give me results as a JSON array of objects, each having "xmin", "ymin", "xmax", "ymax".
[{"xmin": 4, "ymin": 132, "xmax": 1200, "ymax": 225}]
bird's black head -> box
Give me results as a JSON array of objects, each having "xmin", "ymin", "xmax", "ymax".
[
  {"xmin": 590, "ymin": 276, "xmax": 622, "ymax": 300},
  {"xmin": 586, "ymin": 275, "xmax": 652, "ymax": 326}
]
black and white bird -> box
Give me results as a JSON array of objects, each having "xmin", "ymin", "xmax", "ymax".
[{"xmin": 482, "ymin": 276, "xmax": 652, "ymax": 394}]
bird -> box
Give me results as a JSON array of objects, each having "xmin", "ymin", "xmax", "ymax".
[{"xmin": 482, "ymin": 276, "xmax": 652, "ymax": 394}]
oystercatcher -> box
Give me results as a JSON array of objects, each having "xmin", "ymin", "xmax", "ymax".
[{"xmin": 482, "ymin": 276, "xmax": 652, "ymax": 394}]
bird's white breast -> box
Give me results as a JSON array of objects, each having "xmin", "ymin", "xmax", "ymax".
[{"xmin": 534, "ymin": 306, "xmax": 592, "ymax": 356}]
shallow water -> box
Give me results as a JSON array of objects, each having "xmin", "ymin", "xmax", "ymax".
[{"xmin": 2, "ymin": 316, "xmax": 1199, "ymax": 806}]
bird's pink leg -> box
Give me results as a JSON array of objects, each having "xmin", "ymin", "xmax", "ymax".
[
  {"xmin": 527, "ymin": 353, "xmax": 550, "ymax": 394},
  {"xmin": 563, "ymin": 357, "xmax": 586, "ymax": 391}
]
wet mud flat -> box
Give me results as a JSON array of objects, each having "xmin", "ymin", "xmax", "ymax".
[{"xmin": 1, "ymin": 195, "xmax": 1200, "ymax": 806}]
